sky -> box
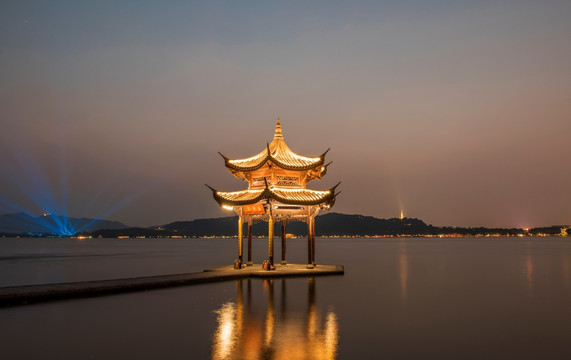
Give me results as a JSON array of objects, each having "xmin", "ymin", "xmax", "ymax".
[{"xmin": 1, "ymin": 0, "xmax": 570, "ymax": 228}]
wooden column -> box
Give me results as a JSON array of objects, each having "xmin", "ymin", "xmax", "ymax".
[
  {"xmin": 281, "ymin": 220, "xmax": 287, "ymax": 265},
  {"xmin": 247, "ymin": 221, "xmax": 253, "ymax": 266},
  {"xmin": 307, "ymin": 217, "xmax": 314, "ymax": 269},
  {"xmin": 268, "ymin": 216, "xmax": 275, "ymax": 269},
  {"xmin": 238, "ymin": 216, "xmax": 243, "ymax": 268}
]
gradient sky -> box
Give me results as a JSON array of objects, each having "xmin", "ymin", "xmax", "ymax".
[{"xmin": 1, "ymin": 0, "xmax": 570, "ymax": 228}]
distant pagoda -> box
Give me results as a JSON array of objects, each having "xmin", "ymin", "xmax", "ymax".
[{"xmin": 207, "ymin": 119, "xmax": 339, "ymax": 270}]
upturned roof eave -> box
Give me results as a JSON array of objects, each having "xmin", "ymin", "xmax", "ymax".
[
  {"xmin": 208, "ymin": 187, "xmax": 268, "ymax": 207},
  {"xmin": 222, "ymin": 136, "xmax": 328, "ymax": 173},
  {"xmin": 207, "ymin": 185, "xmax": 339, "ymax": 207},
  {"xmin": 223, "ymin": 153, "xmax": 326, "ymax": 172}
]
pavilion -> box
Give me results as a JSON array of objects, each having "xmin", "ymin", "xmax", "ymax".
[{"xmin": 207, "ymin": 119, "xmax": 339, "ymax": 270}]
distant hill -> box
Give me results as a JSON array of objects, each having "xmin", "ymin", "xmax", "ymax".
[
  {"xmin": 0, "ymin": 212, "xmax": 128, "ymax": 236},
  {"xmin": 90, "ymin": 212, "xmax": 531, "ymax": 238},
  {"xmin": 306, "ymin": 213, "xmax": 435, "ymax": 236},
  {"xmin": 2, "ymin": 212, "xmax": 564, "ymax": 238},
  {"xmin": 157, "ymin": 212, "xmax": 527, "ymax": 237}
]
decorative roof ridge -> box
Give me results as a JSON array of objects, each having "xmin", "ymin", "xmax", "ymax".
[
  {"xmin": 218, "ymin": 152, "xmax": 229, "ymax": 162},
  {"xmin": 332, "ymin": 181, "xmax": 341, "ymax": 191},
  {"xmin": 274, "ymin": 118, "xmax": 283, "ymax": 139}
]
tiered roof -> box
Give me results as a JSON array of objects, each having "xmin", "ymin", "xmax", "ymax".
[
  {"xmin": 208, "ymin": 119, "xmax": 338, "ymax": 210},
  {"xmin": 208, "ymin": 183, "xmax": 339, "ymax": 207},
  {"xmin": 219, "ymin": 119, "xmax": 330, "ymax": 174}
]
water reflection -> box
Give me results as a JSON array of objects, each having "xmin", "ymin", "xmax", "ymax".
[
  {"xmin": 563, "ymin": 254, "xmax": 570, "ymax": 288},
  {"xmin": 524, "ymin": 242, "xmax": 535, "ymax": 297},
  {"xmin": 212, "ymin": 278, "xmax": 339, "ymax": 360},
  {"xmin": 525, "ymin": 253, "xmax": 534, "ymax": 294},
  {"xmin": 398, "ymin": 240, "xmax": 408, "ymax": 303}
]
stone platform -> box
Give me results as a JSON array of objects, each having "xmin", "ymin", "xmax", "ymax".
[
  {"xmin": 205, "ymin": 263, "xmax": 343, "ymax": 277},
  {"xmin": 0, "ymin": 263, "xmax": 343, "ymax": 306}
]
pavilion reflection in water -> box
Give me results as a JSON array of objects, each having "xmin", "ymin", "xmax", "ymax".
[{"xmin": 212, "ymin": 278, "xmax": 339, "ymax": 360}]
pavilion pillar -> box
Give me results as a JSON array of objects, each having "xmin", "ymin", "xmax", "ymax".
[
  {"xmin": 268, "ymin": 216, "xmax": 275, "ymax": 270},
  {"xmin": 237, "ymin": 216, "xmax": 243, "ymax": 268},
  {"xmin": 307, "ymin": 217, "xmax": 314, "ymax": 269},
  {"xmin": 311, "ymin": 216, "xmax": 316, "ymax": 266},
  {"xmin": 281, "ymin": 220, "xmax": 287, "ymax": 265},
  {"xmin": 247, "ymin": 221, "xmax": 253, "ymax": 266}
]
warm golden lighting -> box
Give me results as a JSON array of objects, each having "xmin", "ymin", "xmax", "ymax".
[
  {"xmin": 264, "ymin": 302, "xmax": 274, "ymax": 348},
  {"xmin": 212, "ymin": 302, "xmax": 237, "ymax": 360},
  {"xmin": 224, "ymin": 119, "xmax": 327, "ymax": 176},
  {"xmin": 323, "ymin": 312, "xmax": 339, "ymax": 359},
  {"xmin": 214, "ymin": 187, "xmax": 334, "ymax": 207},
  {"xmin": 209, "ymin": 119, "xmax": 338, "ymax": 271},
  {"xmin": 211, "ymin": 279, "xmax": 339, "ymax": 359}
]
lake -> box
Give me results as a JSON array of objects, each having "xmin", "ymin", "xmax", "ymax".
[{"xmin": 1, "ymin": 237, "xmax": 570, "ymax": 359}]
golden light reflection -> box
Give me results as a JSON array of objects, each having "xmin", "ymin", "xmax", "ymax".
[
  {"xmin": 324, "ymin": 312, "xmax": 339, "ymax": 359},
  {"xmin": 399, "ymin": 240, "xmax": 408, "ymax": 303},
  {"xmin": 212, "ymin": 302, "xmax": 237, "ymax": 360},
  {"xmin": 525, "ymin": 254, "xmax": 533, "ymax": 291},
  {"xmin": 524, "ymin": 242, "xmax": 534, "ymax": 297},
  {"xmin": 211, "ymin": 279, "xmax": 339, "ymax": 360},
  {"xmin": 264, "ymin": 280, "xmax": 275, "ymax": 348}
]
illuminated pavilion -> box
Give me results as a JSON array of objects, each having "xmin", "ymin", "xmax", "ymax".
[{"xmin": 207, "ymin": 119, "xmax": 339, "ymax": 270}]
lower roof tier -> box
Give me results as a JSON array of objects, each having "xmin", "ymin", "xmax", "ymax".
[{"xmin": 207, "ymin": 185, "xmax": 339, "ymax": 207}]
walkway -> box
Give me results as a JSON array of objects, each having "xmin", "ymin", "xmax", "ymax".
[{"xmin": 0, "ymin": 263, "xmax": 344, "ymax": 306}]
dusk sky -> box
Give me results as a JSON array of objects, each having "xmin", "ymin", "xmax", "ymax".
[{"xmin": 1, "ymin": 0, "xmax": 570, "ymax": 228}]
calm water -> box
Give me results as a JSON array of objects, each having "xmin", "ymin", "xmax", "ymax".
[{"xmin": 1, "ymin": 237, "xmax": 570, "ymax": 359}]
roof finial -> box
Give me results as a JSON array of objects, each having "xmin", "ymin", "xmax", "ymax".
[{"xmin": 274, "ymin": 117, "xmax": 283, "ymax": 139}]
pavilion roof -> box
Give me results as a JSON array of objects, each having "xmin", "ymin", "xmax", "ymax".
[
  {"xmin": 219, "ymin": 119, "xmax": 329, "ymax": 172},
  {"xmin": 206, "ymin": 183, "xmax": 340, "ymax": 207}
]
